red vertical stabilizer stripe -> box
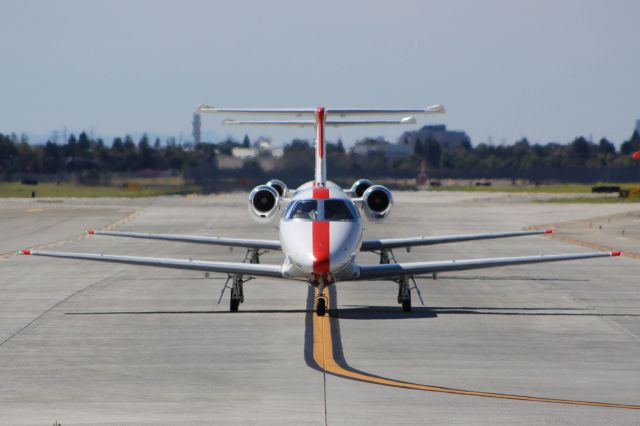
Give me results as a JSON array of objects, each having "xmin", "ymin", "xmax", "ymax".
[
  {"xmin": 312, "ymin": 187, "xmax": 330, "ymax": 199},
  {"xmin": 316, "ymin": 107, "xmax": 325, "ymax": 159},
  {"xmin": 312, "ymin": 186, "xmax": 330, "ymax": 274}
]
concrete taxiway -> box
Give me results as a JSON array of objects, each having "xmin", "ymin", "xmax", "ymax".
[{"xmin": 1, "ymin": 192, "xmax": 639, "ymax": 425}]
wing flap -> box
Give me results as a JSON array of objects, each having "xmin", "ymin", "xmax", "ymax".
[
  {"xmin": 22, "ymin": 250, "xmax": 283, "ymax": 278},
  {"xmin": 357, "ymin": 251, "xmax": 619, "ymax": 280},
  {"xmin": 86, "ymin": 230, "xmax": 281, "ymax": 250},
  {"xmin": 361, "ymin": 229, "xmax": 553, "ymax": 251}
]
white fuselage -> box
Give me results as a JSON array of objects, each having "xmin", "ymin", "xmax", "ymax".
[{"xmin": 280, "ymin": 181, "xmax": 362, "ymax": 283}]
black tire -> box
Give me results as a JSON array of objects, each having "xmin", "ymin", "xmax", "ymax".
[
  {"xmin": 402, "ymin": 299, "xmax": 411, "ymax": 313},
  {"xmin": 230, "ymin": 298, "xmax": 239, "ymax": 312},
  {"xmin": 317, "ymin": 298, "xmax": 326, "ymax": 317}
]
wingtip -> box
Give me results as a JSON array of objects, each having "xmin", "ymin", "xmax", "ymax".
[
  {"xmin": 84, "ymin": 229, "xmax": 95, "ymax": 235},
  {"xmin": 544, "ymin": 229, "xmax": 555, "ymax": 234},
  {"xmin": 611, "ymin": 250, "xmax": 623, "ymax": 257},
  {"xmin": 195, "ymin": 104, "xmax": 213, "ymax": 113},
  {"xmin": 18, "ymin": 249, "xmax": 31, "ymax": 255},
  {"xmin": 426, "ymin": 104, "xmax": 446, "ymax": 114}
]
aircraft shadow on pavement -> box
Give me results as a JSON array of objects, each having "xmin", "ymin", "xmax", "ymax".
[
  {"xmin": 415, "ymin": 275, "xmax": 589, "ymax": 282},
  {"xmin": 334, "ymin": 305, "xmax": 640, "ymax": 320},
  {"xmin": 66, "ymin": 309, "xmax": 312, "ymax": 315}
]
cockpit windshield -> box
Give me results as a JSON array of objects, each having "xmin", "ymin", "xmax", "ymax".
[
  {"xmin": 287, "ymin": 200, "xmax": 319, "ymax": 220},
  {"xmin": 324, "ymin": 200, "xmax": 356, "ymax": 220},
  {"xmin": 284, "ymin": 199, "xmax": 359, "ymax": 221}
]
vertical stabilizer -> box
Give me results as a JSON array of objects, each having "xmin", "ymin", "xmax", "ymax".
[{"xmin": 315, "ymin": 107, "xmax": 327, "ymax": 186}]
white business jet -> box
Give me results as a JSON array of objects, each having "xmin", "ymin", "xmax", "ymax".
[{"xmin": 19, "ymin": 105, "xmax": 622, "ymax": 316}]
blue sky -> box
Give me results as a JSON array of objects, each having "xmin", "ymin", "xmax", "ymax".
[{"xmin": 1, "ymin": 0, "xmax": 639, "ymax": 146}]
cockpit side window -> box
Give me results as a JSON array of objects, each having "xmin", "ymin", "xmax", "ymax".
[
  {"xmin": 324, "ymin": 199, "xmax": 357, "ymax": 221},
  {"xmin": 286, "ymin": 200, "xmax": 319, "ymax": 220}
]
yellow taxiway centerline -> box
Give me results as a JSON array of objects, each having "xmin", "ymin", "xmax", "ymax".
[{"xmin": 312, "ymin": 288, "xmax": 640, "ymax": 409}]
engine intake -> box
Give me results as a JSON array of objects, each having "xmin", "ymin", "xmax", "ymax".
[
  {"xmin": 267, "ymin": 179, "xmax": 287, "ymax": 197},
  {"xmin": 249, "ymin": 185, "xmax": 280, "ymax": 222},
  {"xmin": 350, "ymin": 179, "xmax": 374, "ymax": 198},
  {"xmin": 362, "ymin": 185, "xmax": 393, "ymax": 222}
]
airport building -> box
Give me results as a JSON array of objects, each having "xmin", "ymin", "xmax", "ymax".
[{"xmin": 398, "ymin": 124, "xmax": 471, "ymax": 150}]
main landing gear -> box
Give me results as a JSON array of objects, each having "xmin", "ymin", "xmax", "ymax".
[
  {"xmin": 378, "ymin": 248, "xmax": 424, "ymax": 313},
  {"xmin": 218, "ymin": 248, "xmax": 263, "ymax": 312},
  {"xmin": 398, "ymin": 276, "xmax": 411, "ymax": 313},
  {"xmin": 229, "ymin": 275, "xmax": 244, "ymax": 312}
]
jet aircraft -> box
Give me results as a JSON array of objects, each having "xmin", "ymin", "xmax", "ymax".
[{"xmin": 19, "ymin": 105, "xmax": 622, "ymax": 316}]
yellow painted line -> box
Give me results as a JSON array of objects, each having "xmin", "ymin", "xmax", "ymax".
[{"xmin": 312, "ymin": 288, "xmax": 640, "ymax": 409}]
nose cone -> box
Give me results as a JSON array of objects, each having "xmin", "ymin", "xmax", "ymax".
[{"xmin": 280, "ymin": 220, "xmax": 362, "ymax": 275}]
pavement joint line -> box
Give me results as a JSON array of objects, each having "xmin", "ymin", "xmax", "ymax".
[
  {"xmin": 310, "ymin": 288, "xmax": 640, "ymax": 409},
  {"xmin": 0, "ymin": 270, "xmax": 124, "ymax": 348},
  {"xmin": 0, "ymin": 208, "xmax": 143, "ymax": 261}
]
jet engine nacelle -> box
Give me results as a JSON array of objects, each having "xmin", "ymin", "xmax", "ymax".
[
  {"xmin": 248, "ymin": 185, "xmax": 280, "ymax": 223},
  {"xmin": 350, "ymin": 179, "xmax": 374, "ymax": 197},
  {"xmin": 362, "ymin": 185, "xmax": 393, "ymax": 222},
  {"xmin": 266, "ymin": 179, "xmax": 287, "ymax": 197}
]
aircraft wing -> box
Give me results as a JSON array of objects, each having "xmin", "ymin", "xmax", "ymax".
[
  {"xmin": 357, "ymin": 251, "xmax": 621, "ymax": 280},
  {"xmin": 360, "ymin": 229, "xmax": 553, "ymax": 251},
  {"xmin": 19, "ymin": 250, "xmax": 283, "ymax": 278},
  {"xmin": 85, "ymin": 230, "xmax": 281, "ymax": 250}
]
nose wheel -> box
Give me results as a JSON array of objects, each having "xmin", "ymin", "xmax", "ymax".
[{"xmin": 316, "ymin": 296, "xmax": 327, "ymax": 316}]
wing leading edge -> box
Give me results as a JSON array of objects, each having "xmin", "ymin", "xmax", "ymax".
[
  {"xmin": 19, "ymin": 250, "xmax": 283, "ymax": 278},
  {"xmin": 357, "ymin": 251, "xmax": 621, "ymax": 280},
  {"xmin": 360, "ymin": 229, "xmax": 554, "ymax": 251},
  {"xmin": 85, "ymin": 230, "xmax": 281, "ymax": 251}
]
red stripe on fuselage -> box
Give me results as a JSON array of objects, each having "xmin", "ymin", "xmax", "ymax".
[{"xmin": 312, "ymin": 187, "xmax": 330, "ymax": 275}]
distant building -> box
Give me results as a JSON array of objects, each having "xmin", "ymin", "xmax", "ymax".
[
  {"xmin": 192, "ymin": 113, "xmax": 201, "ymax": 145},
  {"xmin": 635, "ymin": 119, "xmax": 640, "ymax": 135},
  {"xmin": 231, "ymin": 147, "xmax": 257, "ymax": 159},
  {"xmin": 398, "ymin": 124, "xmax": 470, "ymax": 151},
  {"xmin": 231, "ymin": 138, "xmax": 283, "ymax": 159},
  {"xmin": 352, "ymin": 138, "xmax": 412, "ymax": 161}
]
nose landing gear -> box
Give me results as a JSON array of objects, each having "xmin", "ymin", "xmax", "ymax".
[
  {"xmin": 316, "ymin": 296, "xmax": 327, "ymax": 316},
  {"xmin": 315, "ymin": 275, "xmax": 329, "ymax": 317}
]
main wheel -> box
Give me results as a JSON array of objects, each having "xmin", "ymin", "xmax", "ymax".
[
  {"xmin": 230, "ymin": 298, "xmax": 239, "ymax": 312},
  {"xmin": 316, "ymin": 297, "xmax": 326, "ymax": 317},
  {"xmin": 402, "ymin": 299, "xmax": 411, "ymax": 313}
]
